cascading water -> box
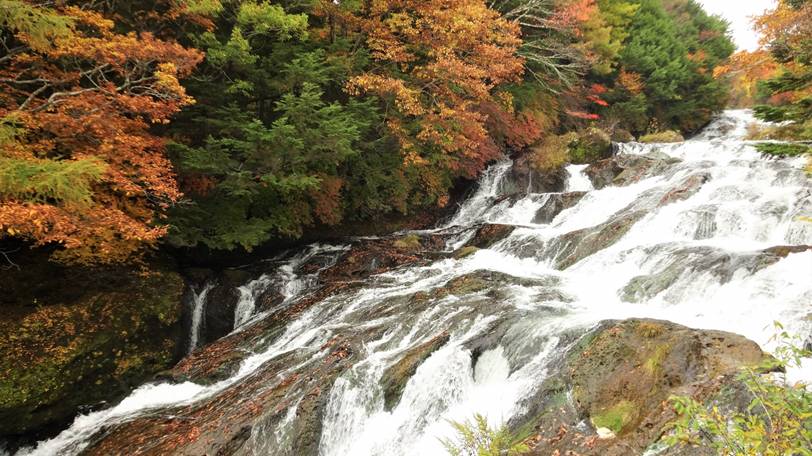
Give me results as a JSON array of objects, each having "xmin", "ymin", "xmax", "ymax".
[
  {"xmin": 234, "ymin": 275, "xmax": 274, "ymax": 329},
  {"xmin": 564, "ymin": 164, "xmax": 594, "ymax": 192},
  {"xmin": 18, "ymin": 110, "xmax": 812, "ymax": 456},
  {"xmin": 187, "ymin": 283, "xmax": 214, "ymax": 354}
]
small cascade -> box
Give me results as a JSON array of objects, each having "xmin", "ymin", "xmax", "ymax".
[
  {"xmin": 445, "ymin": 159, "xmax": 512, "ymax": 227},
  {"xmin": 187, "ymin": 283, "xmax": 214, "ymax": 354},
  {"xmin": 564, "ymin": 164, "xmax": 594, "ymax": 192},
  {"xmin": 20, "ymin": 110, "xmax": 812, "ymax": 456},
  {"xmin": 233, "ymin": 275, "xmax": 273, "ymax": 329}
]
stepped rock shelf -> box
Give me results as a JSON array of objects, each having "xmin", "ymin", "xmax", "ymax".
[{"xmin": 8, "ymin": 110, "xmax": 812, "ymax": 455}]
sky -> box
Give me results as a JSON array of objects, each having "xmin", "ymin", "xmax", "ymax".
[{"xmin": 699, "ymin": 0, "xmax": 777, "ymax": 51}]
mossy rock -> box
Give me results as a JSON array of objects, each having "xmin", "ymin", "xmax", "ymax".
[
  {"xmin": 570, "ymin": 128, "xmax": 613, "ymax": 164},
  {"xmin": 591, "ymin": 400, "xmax": 637, "ymax": 434},
  {"xmin": 517, "ymin": 319, "xmax": 770, "ymax": 455},
  {"xmin": 453, "ymin": 246, "xmax": 479, "ymax": 259},
  {"xmin": 639, "ymin": 130, "xmax": 684, "ymax": 143},
  {"xmin": 611, "ymin": 128, "xmax": 635, "ymax": 143},
  {"xmin": 0, "ymin": 262, "xmax": 185, "ymax": 439},
  {"xmin": 392, "ymin": 234, "xmax": 422, "ymax": 251}
]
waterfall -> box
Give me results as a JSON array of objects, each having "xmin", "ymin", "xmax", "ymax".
[
  {"xmin": 19, "ymin": 110, "xmax": 812, "ymax": 456},
  {"xmin": 187, "ymin": 283, "xmax": 213, "ymax": 354}
]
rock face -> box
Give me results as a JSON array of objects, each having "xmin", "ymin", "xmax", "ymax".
[
  {"xmin": 506, "ymin": 154, "xmax": 568, "ymax": 194},
  {"xmin": 532, "ymin": 192, "xmax": 587, "ymax": 224},
  {"xmin": 467, "ymin": 224, "xmax": 516, "ymax": 249},
  {"xmin": 0, "ymin": 260, "xmax": 185, "ymax": 442},
  {"xmin": 545, "ymin": 210, "xmax": 647, "ymax": 269},
  {"xmin": 76, "ymin": 232, "xmax": 460, "ymax": 456},
  {"xmin": 514, "ymin": 319, "xmax": 769, "ymax": 456},
  {"xmin": 585, "ymin": 152, "xmax": 681, "ymax": 189}
]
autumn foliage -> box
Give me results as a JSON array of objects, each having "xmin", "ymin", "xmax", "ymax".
[
  {"xmin": 342, "ymin": 0, "xmax": 526, "ymax": 179},
  {"xmin": 0, "ymin": 0, "xmax": 740, "ymax": 260},
  {"xmin": 0, "ymin": 1, "xmax": 203, "ymax": 263}
]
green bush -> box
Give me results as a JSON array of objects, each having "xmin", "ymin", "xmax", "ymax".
[
  {"xmin": 442, "ymin": 413, "xmax": 530, "ymax": 456},
  {"xmin": 756, "ymin": 143, "xmax": 812, "ymax": 158},
  {"xmin": 638, "ymin": 130, "xmax": 684, "ymax": 143}
]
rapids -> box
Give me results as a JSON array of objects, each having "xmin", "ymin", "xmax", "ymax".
[{"xmin": 17, "ymin": 110, "xmax": 812, "ymax": 455}]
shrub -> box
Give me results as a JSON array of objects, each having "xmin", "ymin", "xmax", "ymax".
[
  {"xmin": 638, "ymin": 130, "xmax": 684, "ymax": 143},
  {"xmin": 756, "ymin": 143, "xmax": 811, "ymax": 158},
  {"xmin": 442, "ymin": 413, "xmax": 530, "ymax": 456},
  {"xmin": 528, "ymin": 133, "xmax": 576, "ymax": 172}
]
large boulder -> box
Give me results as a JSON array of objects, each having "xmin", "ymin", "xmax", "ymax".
[
  {"xmin": 571, "ymin": 127, "xmax": 613, "ymax": 164},
  {"xmin": 506, "ymin": 154, "xmax": 568, "ymax": 194},
  {"xmin": 514, "ymin": 319, "xmax": 770, "ymax": 455},
  {"xmin": 466, "ymin": 224, "xmax": 516, "ymax": 249},
  {"xmin": 585, "ymin": 152, "xmax": 681, "ymax": 189},
  {"xmin": 0, "ymin": 259, "xmax": 185, "ymax": 443},
  {"xmin": 532, "ymin": 192, "xmax": 587, "ymax": 224}
]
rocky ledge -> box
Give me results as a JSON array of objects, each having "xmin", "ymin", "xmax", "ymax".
[
  {"xmin": 0, "ymin": 257, "xmax": 185, "ymax": 445},
  {"xmin": 512, "ymin": 318, "xmax": 770, "ymax": 455}
]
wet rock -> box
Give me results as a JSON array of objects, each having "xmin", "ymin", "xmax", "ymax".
[
  {"xmin": 532, "ymin": 192, "xmax": 587, "ymax": 224},
  {"xmin": 620, "ymin": 244, "xmax": 812, "ymax": 303},
  {"xmin": 203, "ymin": 269, "xmax": 254, "ymax": 344},
  {"xmin": 658, "ymin": 172, "xmax": 711, "ymax": 206},
  {"xmin": 585, "ymin": 153, "xmax": 680, "ymax": 189},
  {"xmin": 547, "ymin": 210, "xmax": 647, "ymax": 269},
  {"xmin": 167, "ymin": 235, "xmax": 450, "ymax": 386},
  {"xmin": 381, "ymin": 332, "xmax": 451, "ymax": 410},
  {"xmin": 256, "ymin": 286, "xmax": 285, "ymax": 313},
  {"xmin": 321, "ymin": 235, "xmax": 442, "ymax": 282},
  {"xmin": 453, "ymin": 246, "xmax": 479, "ymax": 259},
  {"xmin": 82, "ymin": 337, "xmax": 361, "ymax": 456},
  {"xmin": 466, "ymin": 224, "xmax": 516, "ymax": 249},
  {"xmin": 584, "ymin": 156, "xmax": 622, "ymax": 190},
  {"xmin": 514, "ymin": 319, "xmax": 770, "ymax": 456},
  {"xmin": 505, "ymin": 154, "xmax": 568, "ymax": 194},
  {"xmin": 0, "ymin": 262, "xmax": 185, "ymax": 440}
]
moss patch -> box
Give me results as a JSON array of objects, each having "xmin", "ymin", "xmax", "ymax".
[
  {"xmin": 454, "ymin": 246, "xmax": 479, "ymax": 259},
  {"xmin": 392, "ymin": 234, "xmax": 422, "ymax": 251},
  {"xmin": 591, "ymin": 400, "xmax": 636, "ymax": 434},
  {"xmin": 643, "ymin": 343, "xmax": 671, "ymax": 375}
]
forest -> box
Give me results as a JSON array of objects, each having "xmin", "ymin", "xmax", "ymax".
[{"xmin": 1, "ymin": 0, "xmax": 744, "ymax": 263}]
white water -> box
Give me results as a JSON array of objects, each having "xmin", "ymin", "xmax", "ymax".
[
  {"xmin": 565, "ymin": 164, "xmax": 594, "ymax": 192},
  {"xmin": 233, "ymin": 274, "xmax": 274, "ymax": 328},
  {"xmin": 187, "ymin": 283, "xmax": 213, "ymax": 354},
  {"xmin": 19, "ymin": 110, "xmax": 812, "ymax": 455}
]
